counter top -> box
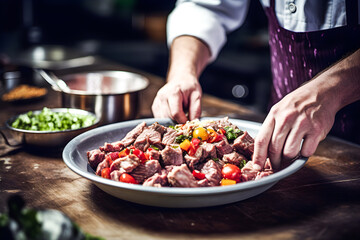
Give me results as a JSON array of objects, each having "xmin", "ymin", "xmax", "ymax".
[{"xmin": 1, "ymin": 59, "xmax": 360, "ymax": 240}]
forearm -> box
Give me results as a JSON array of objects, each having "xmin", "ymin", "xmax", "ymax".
[
  {"xmin": 312, "ymin": 48, "xmax": 360, "ymax": 112},
  {"xmin": 167, "ymin": 35, "xmax": 211, "ymax": 82}
]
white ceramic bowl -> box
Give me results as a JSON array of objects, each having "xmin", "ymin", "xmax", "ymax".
[{"xmin": 62, "ymin": 118, "xmax": 307, "ymax": 208}]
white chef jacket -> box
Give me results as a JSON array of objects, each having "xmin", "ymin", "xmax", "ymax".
[{"xmin": 167, "ymin": 0, "xmax": 360, "ymax": 61}]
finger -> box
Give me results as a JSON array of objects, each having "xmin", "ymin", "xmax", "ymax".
[
  {"xmin": 188, "ymin": 90, "xmax": 202, "ymax": 120},
  {"xmin": 268, "ymin": 119, "xmax": 292, "ymax": 169},
  {"xmin": 300, "ymin": 133, "xmax": 321, "ymax": 157},
  {"xmin": 152, "ymin": 95, "xmax": 171, "ymax": 118},
  {"xmin": 282, "ymin": 128, "xmax": 304, "ymax": 160},
  {"xmin": 253, "ymin": 115, "xmax": 275, "ymax": 169},
  {"xmin": 167, "ymin": 90, "xmax": 188, "ymax": 123}
]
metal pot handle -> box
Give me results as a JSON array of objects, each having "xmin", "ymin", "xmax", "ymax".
[{"xmin": 0, "ymin": 126, "xmax": 23, "ymax": 147}]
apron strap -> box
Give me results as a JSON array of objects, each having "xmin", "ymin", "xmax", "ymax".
[{"xmin": 346, "ymin": 0, "xmax": 359, "ymax": 26}]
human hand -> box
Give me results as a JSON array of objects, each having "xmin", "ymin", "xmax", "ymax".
[
  {"xmin": 151, "ymin": 73, "xmax": 202, "ymax": 123},
  {"xmin": 252, "ymin": 81, "xmax": 337, "ymax": 169}
]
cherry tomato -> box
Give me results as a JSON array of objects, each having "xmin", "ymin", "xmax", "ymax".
[
  {"xmin": 193, "ymin": 127, "xmax": 209, "ymax": 141},
  {"xmin": 192, "ymin": 170, "xmax": 206, "ymax": 180},
  {"xmin": 221, "ymin": 164, "xmax": 241, "ymax": 183},
  {"xmin": 101, "ymin": 168, "xmax": 111, "ymax": 179},
  {"xmin": 119, "ymin": 173, "xmax": 138, "ymax": 184}
]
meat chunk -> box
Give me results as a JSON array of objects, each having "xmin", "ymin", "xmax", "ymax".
[
  {"xmin": 161, "ymin": 145, "xmax": 183, "ymax": 166},
  {"xmin": 167, "ymin": 164, "xmax": 198, "ymax": 187},
  {"xmin": 131, "ymin": 160, "xmax": 162, "ymax": 183},
  {"xmin": 143, "ymin": 169, "xmax": 169, "ymax": 187},
  {"xmin": 222, "ymin": 152, "xmax": 247, "ymax": 166},
  {"xmin": 232, "ymin": 131, "xmax": 254, "ymax": 158},
  {"xmin": 95, "ymin": 158, "xmax": 109, "ymax": 176},
  {"xmin": 110, "ymin": 154, "xmax": 140, "ymax": 173},
  {"xmin": 241, "ymin": 159, "xmax": 273, "ymax": 182},
  {"xmin": 99, "ymin": 122, "xmax": 147, "ymax": 152},
  {"xmin": 184, "ymin": 154, "xmax": 201, "ymax": 171},
  {"xmin": 200, "ymin": 160, "xmax": 222, "ymax": 186},
  {"xmin": 110, "ymin": 170, "xmax": 122, "ymax": 181},
  {"xmin": 148, "ymin": 149, "xmax": 161, "ymax": 160},
  {"xmin": 87, "ymin": 149, "xmax": 105, "ymax": 170},
  {"xmin": 162, "ymin": 128, "xmax": 179, "ymax": 145},
  {"xmin": 214, "ymin": 138, "xmax": 233, "ymax": 158},
  {"xmin": 201, "ymin": 142, "xmax": 217, "ymax": 159},
  {"xmin": 120, "ymin": 122, "xmax": 147, "ymax": 147},
  {"xmin": 134, "ymin": 127, "xmax": 161, "ymax": 151}
]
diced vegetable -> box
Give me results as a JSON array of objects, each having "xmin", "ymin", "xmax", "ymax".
[
  {"xmin": 118, "ymin": 148, "xmax": 130, "ymax": 158},
  {"xmin": 224, "ymin": 126, "xmax": 243, "ymax": 141},
  {"xmin": 220, "ymin": 178, "xmax": 237, "ymax": 186},
  {"xmin": 192, "ymin": 170, "xmax": 206, "ymax": 180},
  {"xmin": 191, "ymin": 138, "xmax": 201, "ymax": 147},
  {"xmin": 11, "ymin": 107, "xmax": 96, "ymax": 131},
  {"xmin": 132, "ymin": 149, "xmax": 147, "ymax": 163},
  {"xmin": 180, "ymin": 139, "xmax": 191, "ymax": 151},
  {"xmin": 222, "ymin": 164, "xmax": 242, "ymax": 183}
]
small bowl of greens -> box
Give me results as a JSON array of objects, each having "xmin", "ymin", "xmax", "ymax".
[{"xmin": 1, "ymin": 107, "xmax": 100, "ymax": 148}]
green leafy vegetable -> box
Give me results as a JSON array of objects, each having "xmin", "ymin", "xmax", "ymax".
[{"xmin": 11, "ymin": 107, "xmax": 96, "ymax": 132}]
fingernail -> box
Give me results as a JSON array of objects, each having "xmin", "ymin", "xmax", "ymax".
[{"xmin": 253, "ymin": 163, "xmax": 262, "ymax": 171}]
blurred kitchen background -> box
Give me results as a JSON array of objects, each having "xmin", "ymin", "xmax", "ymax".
[{"xmin": 0, "ymin": 0, "xmax": 271, "ymax": 114}]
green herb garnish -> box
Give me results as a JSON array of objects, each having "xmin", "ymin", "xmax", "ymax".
[{"xmin": 224, "ymin": 126, "xmax": 243, "ymax": 141}]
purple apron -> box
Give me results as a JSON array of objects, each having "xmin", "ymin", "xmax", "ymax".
[{"xmin": 265, "ymin": 0, "xmax": 360, "ymax": 144}]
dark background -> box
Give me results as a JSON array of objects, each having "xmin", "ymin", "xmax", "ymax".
[{"xmin": 0, "ymin": 0, "xmax": 271, "ymax": 114}]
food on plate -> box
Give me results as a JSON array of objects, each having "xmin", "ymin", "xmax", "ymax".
[
  {"xmin": 11, "ymin": 107, "xmax": 96, "ymax": 131},
  {"xmin": 1, "ymin": 84, "xmax": 47, "ymax": 102},
  {"xmin": 87, "ymin": 117, "xmax": 273, "ymax": 188}
]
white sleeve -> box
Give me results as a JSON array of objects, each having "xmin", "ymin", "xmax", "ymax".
[{"xmin": 166, "ymin": 0, "xmax": 251, "ymax": 62}]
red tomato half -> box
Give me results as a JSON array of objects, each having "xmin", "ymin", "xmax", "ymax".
[
  {"xmin": 119, "ymin": 173, "xmax": 138, "ymax": 184},
  {"xmin": 221, "ymin": 164, "xmax": 241, "ymax": 183}
]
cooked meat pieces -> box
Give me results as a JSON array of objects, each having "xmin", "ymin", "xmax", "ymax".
[{"xmin": 87, "ymin": 118, "xmax": 275, "ymax": 188}]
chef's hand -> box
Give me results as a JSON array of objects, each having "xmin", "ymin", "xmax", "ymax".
[
  {"xmin": 252, "ymin": 82, "xmax": 335, "ymax": 169},
  {"xmin": 151, "ymin": 36, "xmax": 211, "ymax": 123},
  {"xmin": 252, "ymin": 48, "xmax": 360, "ymax": 169},
  {"xmin": 152, "ymin": 73, "xmax": 202, "ymax": 123}
]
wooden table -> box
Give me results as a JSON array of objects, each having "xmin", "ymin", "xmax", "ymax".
[{"xmin": 1, "ymin": 59, "xmax": 360, "ymax": 240}]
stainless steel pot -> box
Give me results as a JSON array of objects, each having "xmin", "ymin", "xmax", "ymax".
[
  {"xmin": 52, "ymin": 71, "xmax": 149, "ymax": 125},
  {"xmin": 0, "ymin": 108, "xmax": 100, "ymax": 148}
]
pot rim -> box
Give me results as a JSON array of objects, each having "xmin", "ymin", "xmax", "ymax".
[{"xmin": 52, "ymin": 70, "xmax": 149, "ymax": 96}]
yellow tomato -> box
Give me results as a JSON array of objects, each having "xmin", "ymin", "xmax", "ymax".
[{"xmin": 193, "ymin": 127, "xmax": 209, "ymax": 141}]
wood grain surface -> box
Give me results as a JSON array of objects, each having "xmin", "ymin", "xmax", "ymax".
[{"xmin": 1, "ymin": 59, "xmax": 359, "ymax": 240}]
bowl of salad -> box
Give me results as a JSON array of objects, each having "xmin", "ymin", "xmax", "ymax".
[{"xmin": 1, "ymin": 107, "xmax": 99, "ymax": 148}]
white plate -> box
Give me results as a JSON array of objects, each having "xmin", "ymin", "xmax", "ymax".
[{"xmin": 62, "ymin": 118, "xmax": 307, "ymax": 208}]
